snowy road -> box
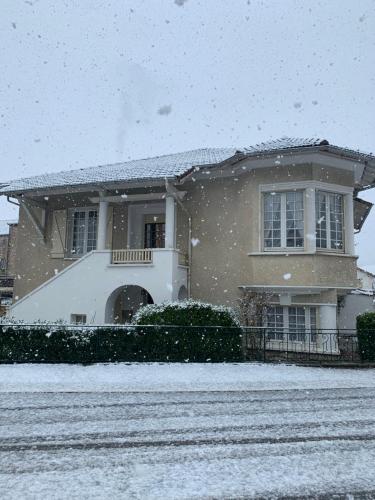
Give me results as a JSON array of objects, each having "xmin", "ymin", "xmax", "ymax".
[{"xmin": 2, "ymin": 386, "xmax": 375, "ymax": 499}]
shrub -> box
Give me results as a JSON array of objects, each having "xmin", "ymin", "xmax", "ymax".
[
  {"xmin": 0, "ymin": 318, "xmax": 243, "ymax": 363},
  {"xmin": 131, "ymin": 300, "xmax": 242, "ymax": 362},
  {"xmin": 132, "ymin": 299, "xmax": 240, "ymax": 327},
  {"xmin": 357, "ymin": 312, "xmax": 375, "ymax": 361}
]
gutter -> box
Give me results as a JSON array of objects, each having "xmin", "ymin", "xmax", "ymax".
[{"xmin": 6, "ymin": 196, "xmax": 19, "ymax": 207}]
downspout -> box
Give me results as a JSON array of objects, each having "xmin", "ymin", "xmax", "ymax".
[
  {"xmin": 6, "ymin": 196, "xmax": 20, "ymax": 207},
  {"xmin": 165, "ymin": 180, "xmax": 192, "ymax": 298}
]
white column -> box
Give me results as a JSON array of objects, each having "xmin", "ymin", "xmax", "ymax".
[
  {"xmin": 344, "ymin": 193, "xmax": 355, "ymax": 255},
  {"xmin": 305, "ymin": 187, "xmax": 316, "ymax": 253},
  {"xmin": 319, "ymin": 304, "xmax": 337, "ymax": 330},
  {"xmin": 319, "ymin": 304, "xmax": 338, "ymax": 354},
  {"xmin": 97, "ymin": 199, "xmax": 109, "ymax": 250},
  {"xmin": 165, "ymin": 195, "xmax": 176, "ymax": 249}
]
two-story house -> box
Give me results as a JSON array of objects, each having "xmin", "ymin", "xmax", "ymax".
[{"xmin": 1, "ymin": 138, "xmax": 374, "ymax": 337}]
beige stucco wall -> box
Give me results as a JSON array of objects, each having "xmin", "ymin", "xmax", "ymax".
[
  {"xmin": 13, "ymin": 205, "xmax": 71, "ymax": 300},
  {"xmin": 6, "ymin": 224, "xmax": 18, "ymax": 276}
]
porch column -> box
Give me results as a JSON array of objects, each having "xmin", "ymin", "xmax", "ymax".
[
  {"xmin": 165, "ymin": 195, "xmax": 176, "ymax": 248},
  {"xmin": 97, "ymin": 198, "xmax": 109, "ymax": 250},
  {"xmin": 305, "ymin": 187, "xmax": 316, "ymax": 253},
  {"xmin": 319, "ymin": 304, "xmax": 337, "ymax": 331}
]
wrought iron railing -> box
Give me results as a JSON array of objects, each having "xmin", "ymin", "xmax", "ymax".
[{"xmin": 243, "ymin": 327, "xmax": 360, "ymax": 362}]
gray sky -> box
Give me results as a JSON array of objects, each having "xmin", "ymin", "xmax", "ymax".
[{"xmin": 1, "ymin": 0, "xmax": 374, "ymax": 270}]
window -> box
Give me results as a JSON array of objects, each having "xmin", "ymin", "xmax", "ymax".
[
  {"xmin": 144, "ymin": 222, "xmax": 165, "ymax": 248},
  {"xmin": 68, "ymin": 208, "xmax": 98, "ymax": 257},
  {"xmin": 266, "ymin": 306, "xmax": 284, "ymax": 340},
  {"xmin": 266, "ymin": 306, "xmax": 317, "ymax": 342},
  {"xmin": 316, "ymin": 192, "xmax": 344, "ymax": 250},
  {"xmin": 71, "ymin": 314, "xmax": 87, "ymax": 325},
  {"xmin": 288, "ymin": 306, "xmax": 306, "ymax": 341},
  {"xmin": 264, "ymin": 191, "xmax": 304, "ymax": 249}
]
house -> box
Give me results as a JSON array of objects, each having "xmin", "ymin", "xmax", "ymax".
[
  {"xmin": 0, "ymin": 137, "xmax": 374, "ymax": 339},
  {"xmin": 338, "ymin": 267, "xmax": 375, "ymax": 331},
  {"xmin": 0, "ymin": 223, "xmax": 18, "ymax": 315}
]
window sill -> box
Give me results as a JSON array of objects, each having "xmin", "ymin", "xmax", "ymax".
[
  {"xmin": 249, "ymin": 251, "xmax": 310, "ymax": 256},
  {"xmin": 248, "ymin": 251, "xmax": 357, "ymax": 258}
]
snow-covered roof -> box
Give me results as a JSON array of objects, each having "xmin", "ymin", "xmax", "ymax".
[
  {"xmin": 242, "ymin": 137, "xmax": 328, "ymax": 153},
  {"xmin": 0, "ymin": 148, "xmax": 237, "ymax": 195},
  {"xmin": 1, "ymin": 137, "xmax": 374, "ymax": 195}
]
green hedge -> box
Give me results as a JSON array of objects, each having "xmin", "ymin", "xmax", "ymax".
[
  {"xmin": 357, "ymin": 312, "xmax": 375, "ymax": 362},
  {"xmin": 132, "ymin": 300, "xmax": 239, "ymax": 327},
  {"xmin": 0, "ymin": 323, "xmax": 243, "ymax": 363}
]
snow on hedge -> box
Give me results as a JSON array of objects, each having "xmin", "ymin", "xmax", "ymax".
[{"xmin": 133, "ymin": 299, "xmax": 240, "ymax": 326}]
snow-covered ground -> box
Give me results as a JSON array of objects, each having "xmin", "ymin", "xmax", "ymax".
[
  {"xmin": 1, "ymin": 362, "xmax": 375, "ymax": 392},
  {"xmin": 1, "ymin": 363, "xmax": 375, "ymax": 499}
]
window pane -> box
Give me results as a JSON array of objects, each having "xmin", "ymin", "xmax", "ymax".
[
  {"xmin": 87, "ymin": 210, "xmax": 98, "ymax": 252},
  {"xmin": 71, "ymin": 209, "xmax": 97, "ymax": 256},
  {"xmin": 144, "ymin": 223, "xmax": 165, "ymax": 248},
  {"xmin": 288, "ymin": 306, "xmax": 306, "ymax": 341},
  {"xmin": 329, "ymin": 193, "xmax": 344, "ymax": 250},
  {"xmin": 72, "ymin": 211, "xmax": 86, "ymax": 255},
  {"xmin": 263, "ymin": 193, "xmax": 282, "ymax": 248},
  {"xmin": 285, "ymin": 192, "xmax": 304, "ymax": 247},
  {"xmin": 266, "ymin": 306, "xmax": 284, "ymax": 340},
  {"xmin": 316, "ymin": 192, "xmax": 327, "ymax": 248}
]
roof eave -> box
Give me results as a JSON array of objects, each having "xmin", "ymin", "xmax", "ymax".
[{"xmin": 0, "ymin": 175, "xmax": 181, "ymax": 198}]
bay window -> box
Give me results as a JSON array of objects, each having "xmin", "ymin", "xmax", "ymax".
[
  {"xmin": 266, "ymin": 305, "xmax": 317, "ymax": 342},
  {"xmin": 264, "ymin": 191, "xmax": 304, "ymax": 249},
  {"xmin": 316, "ymin": 191, "xmax": 344, "ymax": 250},
  {"xmin": 68, "ymin": 208, "xmax": 98, "ymax": 257}
]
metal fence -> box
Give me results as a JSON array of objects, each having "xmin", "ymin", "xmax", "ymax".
[{"xmin": 243, "ymin": 327, "xmax": 361, "ymax": 363}]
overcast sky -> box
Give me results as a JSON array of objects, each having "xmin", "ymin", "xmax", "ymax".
[{"xmin": 1, "ymin": 0, "xmax": 374, "ymax": 270}]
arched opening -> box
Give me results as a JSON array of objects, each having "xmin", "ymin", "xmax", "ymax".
[
  {"xmin": 105, "ymin": 285, "xmax": 154, "ymax": 324},
  {"xmin": 178, "ymin": 285, "xmax": 188, "ymax": 301}
]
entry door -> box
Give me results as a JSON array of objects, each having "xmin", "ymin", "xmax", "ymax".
[{"xmin": 144, "ymin": 223, "xmax": 165, "ymax": 248}]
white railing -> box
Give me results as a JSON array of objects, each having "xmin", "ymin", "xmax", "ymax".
[{"xmin": 112, "ymin": 249, "xmax": 153, "ymax": 264}]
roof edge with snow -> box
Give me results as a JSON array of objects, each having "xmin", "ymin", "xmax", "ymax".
[{"xmin": 1, "ymin": 137, "xmax": 374, "ymax": 196}]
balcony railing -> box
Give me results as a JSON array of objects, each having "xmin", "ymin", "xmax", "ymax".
[{"xmin": 112, "ymin": 249, "xmax": 153, "ymax": 264}]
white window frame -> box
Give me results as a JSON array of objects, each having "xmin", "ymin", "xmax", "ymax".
[
  {"xmin": 258, "ymin": 181, "xmax": 354, "ymax": 256},
  {"xmin": 265, "ymin": 305, "xmax": 318, "ymax": 342},
  {"xmin": 316, "ymin": 191, "xmax": 345, "ymax": 252},
  {"xmin": 67, "ymin": 207, "xmax": 98, "ymax": 258},
  {"xmin": 263, "ymin": 191, "xmax": 304, "ymax": 251}
]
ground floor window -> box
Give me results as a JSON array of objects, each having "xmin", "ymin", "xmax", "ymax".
[
  {"xmin": 266, "ymin": 306, "xmax": 317, "ymax": 342},
  {"xmin": 71, "ymin": 314, "xmax": 87, "ymax": 325}
]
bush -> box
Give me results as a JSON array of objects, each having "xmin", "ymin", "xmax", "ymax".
[
  {"xmin": 0, "ymin": 319, "xmax": 243, "ymax": 363},
  {"xmin": 132, "ymin": 300, "xmax": 239, "ymax": 327},
  {"xmin": 357, "ymin": 312, "xmax": 375, "ymax": 362},
  {"xmin": 131, "ymin": 301, "xmax": 242, "ymax": 362}
]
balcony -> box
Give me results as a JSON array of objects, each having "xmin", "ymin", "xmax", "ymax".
[{"xmin": 111, "ymin": 248, "xmax": 188, "ymax": 266}]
